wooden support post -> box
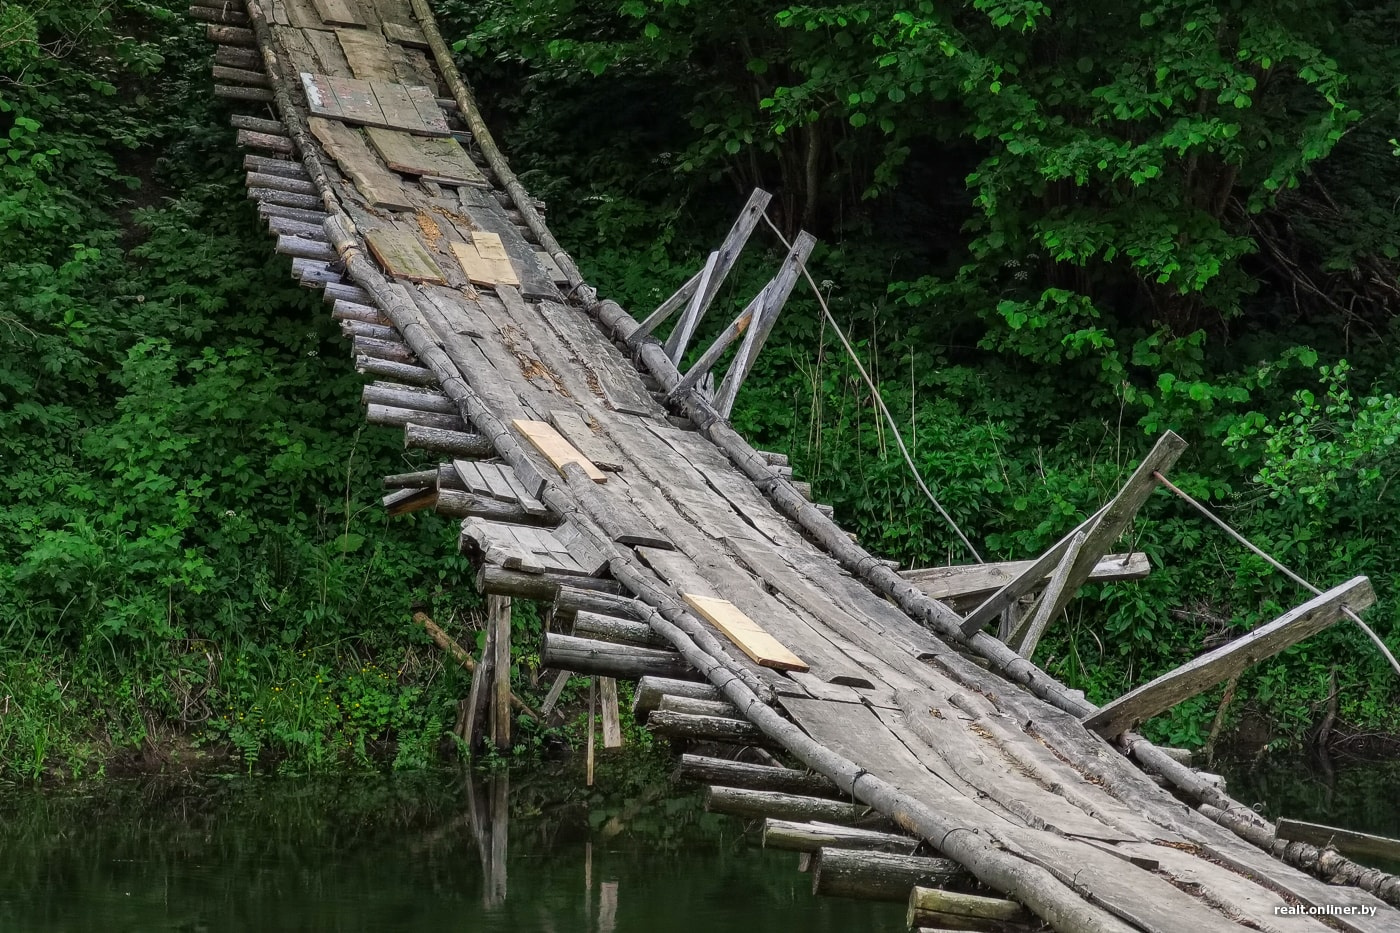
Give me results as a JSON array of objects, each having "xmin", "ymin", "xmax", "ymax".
[
  {"xmin": 901, "ymin": 553, "xmax": 1149, "ymax": 606},
  {"xmin": 677, "ymin": 755, "xmax": 841, "ymax": 798},
  {"xmin": 713, "ymin": 231, "xmax": 817, "ymax": 418},
  {"xmin": 599, "ymin": 676, "xmax": 622, "ymax": 749},
  {"xmin": 489, "ymin": 595, "xmax": 512, "ymax": 751},
  {"xmin": 959, "ymin": 431, "xmax": 1187, "ymax": 637},
  {"xmin": 586, "ymin": 676, "xmax": 596, "ymax": 787},
  {"xmin": 412, "ymin": 613, "xmax": 540, "ymax": 721},
  {"xmin": 662, "ymin": 189, "xmax": 772, "ymax": 364},
  {"xmin": 704, "ymin": 786, "xmax": 892, "ymax": 827},
  {"xmin": 762, "ymin": 818, "xmax": 920, "ymax": 855},
  {"xmin": 1084, "ymin": 576, "xmax": 1376, "ymax": 736},
  {"xmin": 811, "ymin": 848, "xmax": 965, "ymax": 902},
  {"xmin": 907, "ymin": 887, "xmax": 1031, "ymax": 931},
  {"xmin": 539, "ymin": 669, "xmax": 571, "ymax": 716},
  {"xmin": 462, "ymin": 619, "xmax": 494, "ymax": 752}
]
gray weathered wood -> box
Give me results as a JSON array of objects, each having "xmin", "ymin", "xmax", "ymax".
[
  {"xmin": 657, "ymin": 694, "xmax": 739, "ymax": 718},
  {"xmin": 362, "ymin": 383, "xmax": 454, "ymax": 414},
  {"xmin": 705, "ymin": 786, "xmax": 888, "ymax": 826},
  {"xmin": 631, "ymin": 676, "xmax": 722, "ymax": 720},
  {"xmin": 1008, "ymin": 527, "xmax": 1088, "ymax": 658},
  {"xmin": 763, "ymin": 819, "xmax": 920, "ymax": 855},
  {"xmin": 1275, "ymin": 819, "xmax": 1400, "ymax": 864},
  {"xmin": 573, "ymin": 611, "xmax": 668, "ymax": 648},
  {"xmin": 275, "ymin": 233, "xmax": 336, "ymax": 260},
  {"xmin": 235, "ymin": 129, "xmax": 294, "ymax": 153},
  {"xmin": 355, "ymin": 355, "xmax": 436, "ymax": 386},
  {"xmin": 677, "ymin": 755, "xmax": 842, "ymax": 798},
  {"xmin": 477, "ymin": 564, "xmax": 622, "ymax": 601},
  {"xmin": 1085, "ymin": 577, "xmax": 1376, "ymax": 736},
  {"xmin": 649, "ymin": 711, "xmax": 777, "ymax": 747},
  {"xmin": 435, "ymin": 489, "xmax": 554, "ymax": 525},
  {"xmin": 902, "ymin": 553, "xmax": 1149, "ymax": 604},
  {"xmin": 543, "ymin": 633, "xmax": 691, "ymax": 681},
  {"xmin": 404, "ymin": 424, "xmax": 492, "ymax": 457},
  {"xmin": 811, "ymin": 848, "xmax": 965, "ymax": 903},
  {"xmin": 366, "ymin": 403, "xmax": 466, "ymax": 431},
  {"xmin": 635, "ymin": 268, "xmax": 701, "ymax": 339},
  {"xmin": 907, "ymin": 887, "xmax": 1031, "ymax": 930}
]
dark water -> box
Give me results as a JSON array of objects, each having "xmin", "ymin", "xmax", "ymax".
[
  {"xmin": 0, "ymin": 767, "xmax": 900, "ymax": 933},
  {"xmin": 3, "ymin": 755, "xmax": 1397, "ymax": 932}
]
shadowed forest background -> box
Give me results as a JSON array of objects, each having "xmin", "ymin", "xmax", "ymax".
[{"xmin": 2, "ymin": 0, "xmax": 1399, "ymax": 779}]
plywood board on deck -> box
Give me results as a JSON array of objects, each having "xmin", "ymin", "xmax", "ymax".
[
  {"xmin": 682, "ymin": 593, "xmax": 808, "ymax": 672},
  {"xmin": 450, "ymin": 232, "xmax": 520, "ymax": 287},
  {"xmin": 513, "ymin": 419, "xmax": 607, "ymax": 483},
  {"xmin": 307, "ymin": 116, "xmax": 413, "ymax": 210},
  {"xmin": 365, "ymin": 228, "xmax": 445, "ymax": 283},
  {"xmin": 366, "ymin": 127, "xmax": 485, "ymax": 185}
]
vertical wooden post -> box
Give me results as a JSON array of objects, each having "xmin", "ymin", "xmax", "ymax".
[
  {"xmin": 488, "ymin": 773, "xmax": 509, "ymax": 905},
  {"xmin": 600, "ymin": 676, "xmax": 623, "ymax": 749},
  {"xmin": 586, "ymin": 676, "xmax": 597, "ymax": 786},
  {"xmin": 489, "ymin": 594, "xmax": 512, "ymax": 751},
  {"xmin": 463, "ymin": 618, "xmax": 495, "ymax": 753}
]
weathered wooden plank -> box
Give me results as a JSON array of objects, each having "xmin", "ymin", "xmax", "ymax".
[
  {"xmin": 1008, "ymin": 527, "xmax": 1088, "ymax": 658},
  {"xmin": 902, "ymin": 553, "xmax": 1149, "ymax": 603},
  {"xmin": 456, "ymin": 186, "xmax": 558, "ymax": 299},
  {"xmin": 366, "ymin": 127, "xmax": 484, "ymax": 184},
  {"xmin": 534, "ymin": 300, "xmax": 658, "ymax": 416},
  {"xmin": 302, "ymin": 26, "xmax": 354, "ymax": 76},
  {"xmin": 547, "ymin": 409, "xmax": 623, "ymax": 472},
  {"xmin": 383, "ymin": 19, "xmax": 428, "ymax": 47},
  {"xmin": 1084, "ymin": 576, "xmax": 1376, "ymax": 737},
  {"xmin": 337, "ymin": 27, "xmax": 397, "ymax": 78},
  {"xmin": 681, "ymin": 593, "xmax": 808, "ymax": 672},
  {"xmin": 1276, "ymin": 819, "xmax": 1400, "ymax": 863},
  {"xmin": 599, "ymin": 676, "xmax": 623, "ymax": 748},
  {"xmin": 365, "ymin": 228, "xmax": 445, "ymax": 283},
  {"xmin": 452, "ymin": 461, "xmax": 548, "ymax": 516},
  {"xmin": 310, "ymin": 0, "xmax": 363, "ymax": 27},
  {"xmin": 512, "ymin": 418, "xmax": 607, "ymax": 483},
  {"xmin": 370, "ymin": 79, "xmax": 451, "ymax": 136}
]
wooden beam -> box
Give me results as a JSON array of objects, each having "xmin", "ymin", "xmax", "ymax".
[
  {"xmin": 1083, "ymin": 576, "xmax": 1376, "ymax": 736},
  {"xmin": 901, "ymin": 552, "xmax": 1150, "ymax": 603},
  {"xmin": 663, "ymin": 188, "xmax": 772, "ymax": 364},
  {"xmin": 1275, "ymin": 819, "xmax": 1400, "ymax": 863},
  {"xmin": 634, "ymin": 268, "xmax": 700, "ymax": 339},
  {"xmin": 713, "ymin": 231, "xmax": 817, "ymax": 418},
  {"xmin": 1007, "ymin": 527, "xmax": 1087, "ymax": 658},
  {"xmin": 960, "ymin": 431, "xmax": 1186, "ymax": 636}
]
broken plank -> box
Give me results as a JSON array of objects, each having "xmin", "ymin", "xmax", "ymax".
[
  {"xmin": 682, "ymin": 593, "xmax": 809, "ymax": 672},
  {"xmin": 366, "ymin": 127, "xmax": 485, "ymax": 185},
  {"xmin": 337, "ymin": 27, "xmax": 397, "ymax": 79},
  {"xmin": 600, "ymin": 676, "xmax": 623, "ymax": 748},
  {"xmin": 1084, "ymin": 576, "xmax": 1376, "ymax": 736},
  {"xmin": 365, "ymin": 228, "xmax": 445, "ymax": 283},
  {"xmin": 902, "ymin": 553, "xmax": 1150, "ymax": 603},
  {"xmin": 513, "ymin": 418, "xmax": 607, "ymax": 483}
]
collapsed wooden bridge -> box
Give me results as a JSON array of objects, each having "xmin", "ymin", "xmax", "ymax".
[{"xmin": 193, "ymin": 0, "xmax": 1400, "ymax": 928}]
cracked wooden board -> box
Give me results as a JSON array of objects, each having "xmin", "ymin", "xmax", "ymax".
[
  {"xmin": 307, "ymin": 116, "xmax": 413, "ymax": 210},
  {"xmin": 301, "ymin": 72, "xmax": 450, "ymax": 136},
  {"xmin": 366, "ymin": 127, "xmax": 485, "ymax": 186},
  {"xmin": 451, "ymin": 233, "xmax": 520, "ymax": 287},
  {"xmin": 365, "ymin": 228, "xmax": 445, "ymax": 283}
]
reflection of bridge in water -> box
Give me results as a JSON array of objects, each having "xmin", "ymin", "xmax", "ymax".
[{"xmin": 191, "ymin": 0, "xmax": 1400, "ymax": 927}]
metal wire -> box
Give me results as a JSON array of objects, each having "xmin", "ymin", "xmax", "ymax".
[
  {"xmin": 759, "ymin": 212, "xmax": 983, "ymax": 563},
  {"xmin": 1153, "ymin": 471, "xmax": 1400, "ymax": 678}
]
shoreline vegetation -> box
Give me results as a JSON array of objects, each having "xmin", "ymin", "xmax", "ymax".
[{"xmin": 2, "ymin": 0, "xmax": 1399, "ymax": 782}]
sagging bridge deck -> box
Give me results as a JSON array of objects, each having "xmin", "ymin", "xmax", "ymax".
[{"xmin": 192, "ymin": 0, "xmax": 1400, "ymax": 929}]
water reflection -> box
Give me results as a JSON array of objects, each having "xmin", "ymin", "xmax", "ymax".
[{"xmin": 0, "ymin": 769, "xmax": 900, "ymax": 932}]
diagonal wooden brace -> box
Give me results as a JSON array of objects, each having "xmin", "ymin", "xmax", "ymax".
[
  {"xmin": 959, "ymin": 431, "xmax": 1187, "ymax": 638},
  {"xmin": 1007, "ymin": 527, "xmax": 1089, "ymax": 657}
]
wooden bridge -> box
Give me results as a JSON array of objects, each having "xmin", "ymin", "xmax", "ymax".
[{"xmin": 192, "ymin": 0, "xmax": 1400, "ymax": 929}]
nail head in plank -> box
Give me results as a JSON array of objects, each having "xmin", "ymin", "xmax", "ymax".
[
  {"xmin": 365, "ymin": 228, "xmax": 446, "ymax": 283},
  {"xmin": 681, "ymin": 593, "xmax": 809, "ymax": 672},
  {"xmin": 1084, "ymin": 576, "xmax": 1376, "ymax": 736},
  {"xmin": 512, "ymin": 419, "xmax": 607, "ymax": 483}
]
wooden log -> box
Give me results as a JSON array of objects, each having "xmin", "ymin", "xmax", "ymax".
[
  {"xmin": 191, "ymin": 6, "xmax": 250, "ymax": 25},
  {"xmin": 238, "ymin": 130, "xmax": 294, "ymax": 155},
  {"xmin": 276, "ymin": 234, "xmax": 336, "ymax": 261},
  {"xmin": 812, "ymin": 848, "xmax": 964, "ymax": 902},
  {"xmin": 341, "ymin": 320, "xmax": 398, "ymax": 342},
  {"xmin": 436, "ymin": 489, "xmax": 553, "ymax": 525},
  {"xmin": 291, "ymin": 258, "xmax": 337, "ymax": 285},
  {"xmin": 650, "ymin": 711, "xmax": 777, "ymax": 748},
  {"xmin": 631, "ymin": 676, "xmax": 721, "ymax": 719},
  {"xmin": 384, "ymin": 469, "xmax": 438, "ymax": 489},
  {"xmin": 354, "ymin": 337, "xmax": 416, "ymax": 364},
  {"xmin": 382, "ymin": 487, "xmax": 435, "ymax": 516},
  {"xmin": 206, "ymin": 23, "xmax": 254, "ymax": 45},
  {"xmin": 553, "ymin": 586, "xmax": 644, "ymax": 625},
  {"xmin": 901, "ymin": 553, "xmax": 1150, "ymax": 604},
  {"xmin": 248, "ymin": 171, "xmax": 318, "ymax": 195},
  {"xmin": 230, "ymin": 113, "xmax": 284, "ymax": 134},
  {"xmin": 543, "ymin": 633, "xmax": 690, "ymax": 681},
  {"xmin": 247, "ymin": 185, "xmax": 319, "ymax": 210},
  {"xmin": 677, "ymin": 755, "xmax": 841, "ymax": 798},
  {"xmin": 362, "ymin": 383, "xmax": 454, "ymax": 414},
  {"xmin": 265, "ymin": 216, "xmax": 324, "ymax": 239},
  {"xmin": 405, "ymin": 424, "xmax": 492, "ymax": 456},
  {"xmin": 1275, "ymin": 819, "xmax": 1400, "ymax": 863},
  {"xmin": 260, "ymin": 203, "xmax": 327, "ymax": 226},
  {"xmin": 367, "ymin": 404, "xmax": 465, "ymax": 431},
  {"xmin": 413, "ymin": 612, "xmax": 540, "ymax": 720},
  {"xmin": 210, "ymin": 63, "xmax": 264, "ymax": 85},
  {"xmin": 478, "ymin": 564, "xmax": 621, "ymax": 601},
  {"xmin": 572, "ymin": 611, "xmax": 668, "ymax": 648},
  {"xmin": 656, "ymin": 694, "xmax": 739, "ymax": 718},
  {"xmin": 215, "ymin": 85, "xmax": 273, "ymax": 102},
  {"xmin": 489, "ymin": 595, "xmax": 512, "ymax": 751},
  {"xmin": 356, "ymin": 356, "xmax": 435, "ymax": 387},
  {"xmin": 763, "ymin": 818, "xmax": 919, "ymax": 855},
  {"xmin": 907, "ymin": 887, "xmax": 1031, "ymax": 931},
  {"xmin": 704, "ymin": 786, "xmax": 885, "ymax": 826},
  {"xmin": 1085, "ymin": 576, "xmax": 1376, "ymax": 736},
  {"xmin": 757, "ymin": 450, "xmax": 789, "ymax": 467},
  {"xmin": 436, "ymin": 462, "xmax": 467, "ymax": 490},
  {"xmin": 214, "ymin": 46, "xmax": 260, "ymax": 69},
  {"xmin": 332, "ymin": 299, "xmax": 388, "ymax": 325}
]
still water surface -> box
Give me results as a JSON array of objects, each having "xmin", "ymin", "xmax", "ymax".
[{"xmin": 1, "ymin": 755, "xmax": 1395, "ymax": 931}]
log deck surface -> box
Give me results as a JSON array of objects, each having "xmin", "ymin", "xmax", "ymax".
[{"xmin": 212, "ymin": 2, "xmax": 1400, "ymax": 930}]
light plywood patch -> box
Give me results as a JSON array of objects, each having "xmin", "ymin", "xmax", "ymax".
[
  {"xmin": 512, "ymin": 418, "xmax": 607, "ymax": 483},
  {"xmin": 682, "ymin": 593, "xmax": 809, "ymax": 672},
  {"xmin": 451, "ymin": 232, "xmax": 520, "ymax": 287},
  {"xmin": 365, "ymin": 228, "xmax": 445, "ymax": 283},
  {"xmin": 383, "ymin": 20, "xmax": 428, "ymax": 47}
]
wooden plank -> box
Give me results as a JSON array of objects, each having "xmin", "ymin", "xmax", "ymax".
[
  {"xmin": 681, "ymin": 593, "xmax": 809, "ymax": 672},
  {"xmin": 325, "ymin": 74, "xmax": 386, "ymax": 125},
  {"xmin": 1276, "ymin": 818, "xmax": 1400, "ymax": 863},
  {"xmin": 300, "ymin": 72, "xmax": 344, "ymax": 118},
  {"xmin": 534, "ymin": 300, "xmax": 658, "ymax": 417},
  {"xmin": 365, "ymin": 127, "xmax": 485, "ymax": 184},
  {"xmin": 1008, "ymin": 527, "xmax": 1088, "ymax": 658},
  {"xmin": 512, "ymin": 418, "xmax": 607, "ymax": 483},
  {"xmin": 548, "ymin": 409, "xmax": 623, "ymax": 472},
  {"xmin": 310, "ymin": 0, "xmax": 364, "ymax": 25},
  {"xmin": 337, "ymin": 27, "xmax": 397, "ymax": 78},
  {"xmin": 450, "ymin": 235, "xmax": 519, "ymax": 287},
  {"xmin": 1084, "ymin": 577, "xmax": 1376, "ymax": 736},
  {"xmin": 599, "ymin": 676, "xmax": 623, "ymax": 748},
  {"xmin": 902, "ymin": 553, "xmax": 1150, "ymax": 602},
  {"xmin": 456, "ymin": 186, "xmax": 558, "ymax": 299},
  {"xmin": 302, "ymin": 27, "xmax": 353, "ymax": 76},
  {"xmin": 365, "ymin": 228, "xmax": 445, "ymax": 283},
  {"xmin": 383, "ymin": 19, "xmax": 428, "ymax": 47},
  {"xmin": 406, "ymin": 83, "xmax": 449, "ymax": 134},
  {"xmin": 370, "ymin": 80, "xmax": 450, "ymax": 136}
]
